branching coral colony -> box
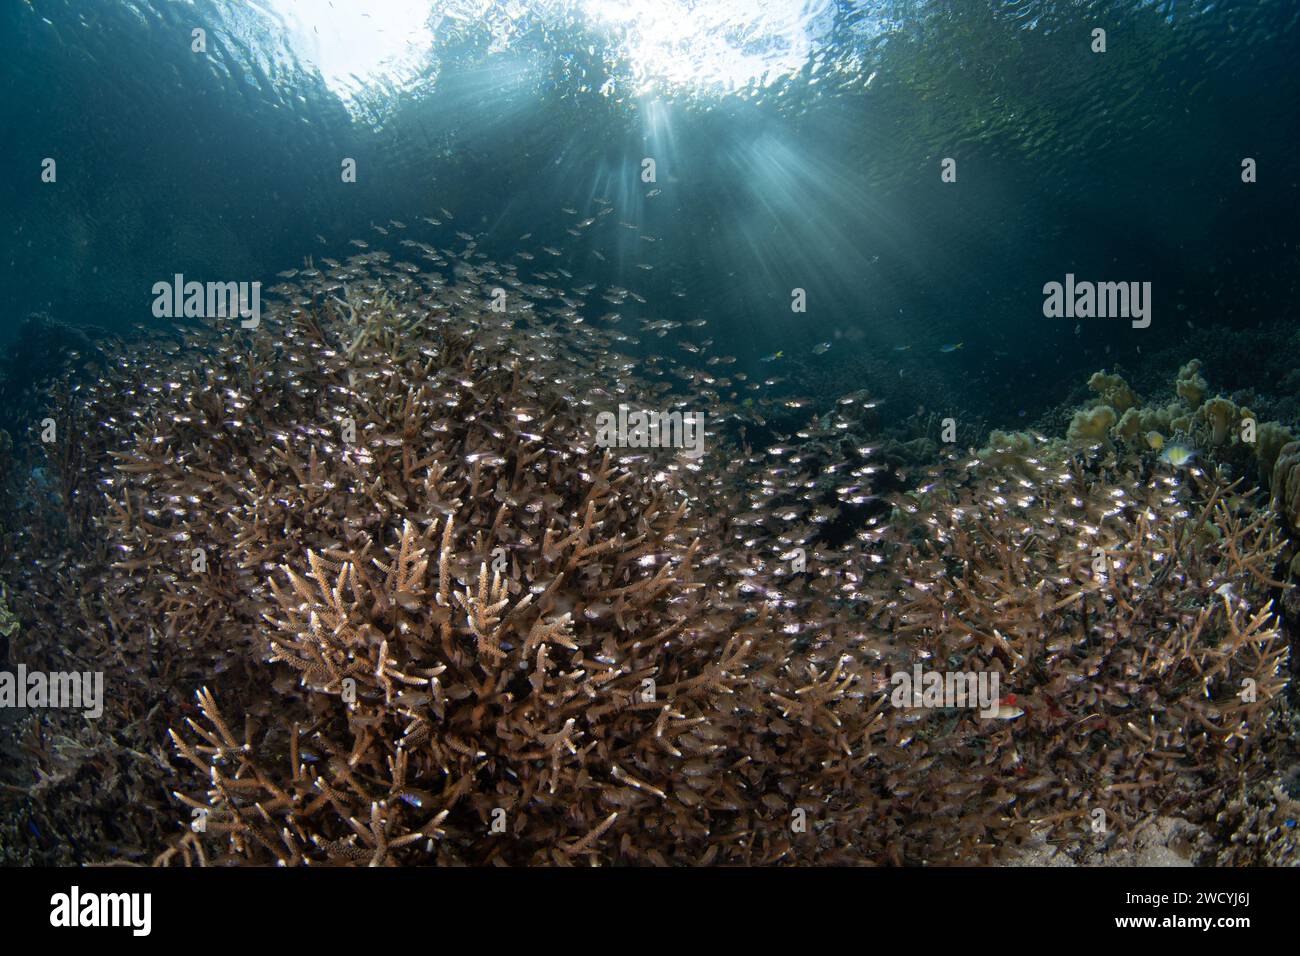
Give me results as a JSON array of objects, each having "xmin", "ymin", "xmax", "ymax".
[{"xmin": 0, "ymin": 251, "xmax": 1295, "ymax": 866}]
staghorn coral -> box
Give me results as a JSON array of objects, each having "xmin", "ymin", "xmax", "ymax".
[
  {"xmin": 165, "ymin": 490, "xmax": 770, "ymax": 865},
  {"xmin": 14, "ymin": 404, "xmax": 1297, "ymax": 864},
  {"xmin": 1, "ymin": 247, "xmax": 1294, "ymax": 866},
  {"xmin": 11, "ymin": 286, "xmax": 879, "ymax": 866},
  {"xmin": 884, "ymin": 449, "xmax": 1291, "ymax": 862}
]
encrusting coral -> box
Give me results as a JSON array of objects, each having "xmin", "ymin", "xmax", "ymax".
[{"xmin": 1, "ymin": 248, "xmax": 1295, "ymax": 866}]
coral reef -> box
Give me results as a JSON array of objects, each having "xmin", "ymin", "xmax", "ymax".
[
  {"xmin": 1200, "ymin": 396, "xmax": 1238, "ymax": 447},
  {"xmin": 1270, "ymin": 441, "xmax": 1300, "ymax": 536},
  {"xmin": 1175, "ymin": 358, "xmax": 1207, "ymax": 408},
  {"xmin": 1066, "ymin": 405, "xmax": 1116, "ymax": 445},
  {"xmin": 1, "ymin": 251, "xmax": 1295, "ymax": 867},
  {"xmin": 0, "ymin": 586, "xmax": 17, "ymax": 641},
  {"xmin": 1087, "ymin": 371, "xmax": 1139, "ymax": 413},
  {"xmin": 884, "ymin": 449, "xmax": 1290, "ymax": 859},
  {"xmin": 1019, "ymin": 362, "xmax": 1294, "ymax": 498},
  {"xmin": 0, "ymin": 312, "xmax": 108, "ymax": 445},
  {"xmin": 1256, "ymin": 421, "xmax": 1295, "ymax": 489}
]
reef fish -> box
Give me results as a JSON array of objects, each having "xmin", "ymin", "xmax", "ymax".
[{"xmin": 1159, "ymin": 443, "xmax": 1197, "ymax": 467}]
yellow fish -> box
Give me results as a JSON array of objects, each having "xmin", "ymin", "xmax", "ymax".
[{"xmin": 1160, "ymin": 443, "xmax": 1197, "ymax": 467}]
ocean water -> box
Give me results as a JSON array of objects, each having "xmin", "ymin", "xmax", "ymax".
[
  {"xmin": 1, "ymin": 0, "xmax": 1299, "ymax": 870},
  {"xmin": 5, "ymin": 0, "xmax": 1297, "ymax": 426}
]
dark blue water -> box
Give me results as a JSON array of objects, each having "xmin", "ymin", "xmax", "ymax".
[{"xmin": 2, "ymin": 0, "xmax": 1298, "ymax": 430}]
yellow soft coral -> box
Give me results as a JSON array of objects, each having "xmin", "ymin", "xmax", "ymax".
[
  {"xmin": 1067, "ymin": 405, "xmax": 1116, "ymax": 445},
  {"xmin": 1175, "ymin": 359, "xmax": 1207, "ymax": 408},
  {"xmin": 1256, "ymin": 420, "xmax": 1295, "ymax": 487},
  {"xmin": 1200, "ymin": 396, "xmax": 1237, "ymax": 446},
  {"xmin": 1088, "ymin": 370, "xmax": 1139, "ymax": 413},
  {"xmin": 1272, "ymin": 441, "xmax": 1300, "ymax": 532},
  {"xmin": 1112, "ymin": 407, "xmax": 1143, "ymax": 443}
]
